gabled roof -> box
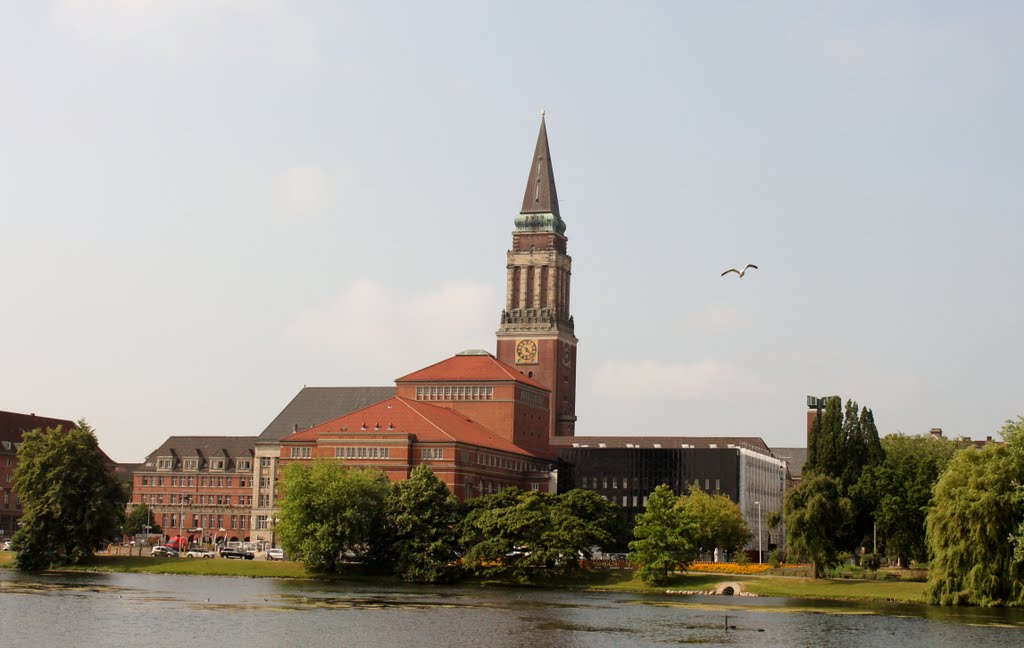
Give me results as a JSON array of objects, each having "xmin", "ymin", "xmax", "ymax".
[
  {"xmin": 521, "ymin": 114, "xmax": 560, "ymax": 218},
  {"xmin": 281, "ymin": 397, "xmax": 549, "ymax": 458},
  {"xmin": 395, "ymin": 352, "xmax": 549, "ymax": 391},
  {"xmin": 143, "ymin": 436, "xmax": 257, "ymax": 466},
  {"xmin": 256, "ymin": 386, "xmax": 396, "ymax": 442}
]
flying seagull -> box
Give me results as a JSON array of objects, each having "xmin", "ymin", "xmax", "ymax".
[{"xmin": 721, "ymin": 264, "xmax": 758, "ymax": 278}]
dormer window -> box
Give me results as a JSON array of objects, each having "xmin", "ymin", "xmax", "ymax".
[
  {"xmin": 183, "ymin": 459, "xmax": 198, "ymax": 471},
  {"xmin": 236, "ymin": 459, "xmax": 252, "ymax": 471},
  {"xmin": 210, "ymin": 459, "xmax": 225, "ymax": 471},
  {"xmin": 156, "ymin": 458, "xmax": 172, "ymax": 471}
]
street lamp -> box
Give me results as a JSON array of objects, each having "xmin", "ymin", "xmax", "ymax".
[
  {"xmin": 178, "ymin": 495, "xmax": 191, "ymax": 550},
  {"xmin": 755, "ymin": 501, "xmax": 762, "ymax": 564}
]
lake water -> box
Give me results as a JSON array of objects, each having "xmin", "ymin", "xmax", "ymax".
[{"xmin": 2, "ymin": 569, "xmax": 1023, "ymax": 647}]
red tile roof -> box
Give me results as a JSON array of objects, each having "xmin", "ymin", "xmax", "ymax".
[
  {"xmin": 281, "ymin": 397, "xmax": 549, "ymax": 458},
  {"xmin": 395, "ymin": 352, "xmax": 549, "ymax": 391}
]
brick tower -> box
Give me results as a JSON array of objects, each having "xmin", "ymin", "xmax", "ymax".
[{"xmin": 496, "ymin": 115, "xmax": 577, "ymax": 438}]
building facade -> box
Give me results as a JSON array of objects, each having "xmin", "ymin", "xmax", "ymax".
[
  {"xmin": 131, "ymin": 436, "xmax": 257, "ymax": 545},
  {"xmin": 554, "ymin": 436, "xmax": 787, "ymax": 552}
]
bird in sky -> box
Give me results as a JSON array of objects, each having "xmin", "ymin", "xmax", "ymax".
[{"xmin": 721, "ymin": 264, "xmax": 758, "ymax": 278}]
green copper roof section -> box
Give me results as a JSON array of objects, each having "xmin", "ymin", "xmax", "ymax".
[{"xmin": 517, "ymin": 114, "xmax": 566, "ymax": 235}]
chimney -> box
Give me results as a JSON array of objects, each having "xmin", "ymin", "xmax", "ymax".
[{"xmin": 929, "ymin": 428, "xmax": 943, "ymax": 438}]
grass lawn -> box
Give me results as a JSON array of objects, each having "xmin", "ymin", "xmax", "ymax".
[{"xmin": 551, "ymin": 569, "xmax": 927, "ymax": 603}]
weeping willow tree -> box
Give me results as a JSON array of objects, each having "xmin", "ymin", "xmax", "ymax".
[{"xmin": 926, "ymin": 418, "xmax": 1024, "ymax": 607}]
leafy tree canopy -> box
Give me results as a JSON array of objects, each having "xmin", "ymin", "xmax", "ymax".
[
  {"xmin": 852, "ymin": 432, "xmax": 960, "ymax": 566},
  {"xmin": 806, "ymin": 397, "xmax": 884, "ymax": 488},
  {"xmin": 385, "ymin": 464, "xmax": 460, "ymax": 583},
  {"xmin": 628, "ymin": 484, "xmax": 696, "ymax": 584},
  {"xmin": 460, "ymin": 488, "xmax": 621, "ymax": 582},
  {"xmin": 122, "ymin": 504, "xmax": 162, "ymax": 537},
  {"xmin": 275, "ymin": 460, "xmax": 391, "ymax": 572},
  {"xmin": 928, "ymin": 417, "xmax": 1024, "ymax": 607},
  {"xmin": 12, "ymin": 421, "xmax": 124, "ymax": 570},
  {"xmin": 677, "ymin": 484, "xmax": 750, "ymax": 554},
  {"xmin": 784, "ymin": 473, "xmax": 853, "ymax": 578}
]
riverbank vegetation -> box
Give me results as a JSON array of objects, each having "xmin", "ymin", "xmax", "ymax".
[{"xmin": 788, "ymin": 399, "xmax": 1024, "ymax": 607}]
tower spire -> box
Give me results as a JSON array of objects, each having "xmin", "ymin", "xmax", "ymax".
[{"xmin": 520, "ymin": 114, "xmax": 561, "ymax": 219}]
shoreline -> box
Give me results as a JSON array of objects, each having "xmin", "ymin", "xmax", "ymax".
[{"xmin": 1, "ymin": 552, "xmax": 928, "ymax": 605}]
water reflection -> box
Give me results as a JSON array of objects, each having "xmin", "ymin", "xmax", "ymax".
[{"xmin": 1, "ymin": 569, "xmax": 1022, "ymax": 648}]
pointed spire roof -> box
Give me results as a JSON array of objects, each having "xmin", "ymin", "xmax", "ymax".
[{"xmin": 520, "ymin": 114, "xmax": 560, "ymax": 218}]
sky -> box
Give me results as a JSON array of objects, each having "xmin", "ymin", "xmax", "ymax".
[{"xmin": 2, "ymin": 1, "xmax": 1022, "ymax": 463}]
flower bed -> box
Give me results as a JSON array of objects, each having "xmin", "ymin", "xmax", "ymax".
[{"xmin": 687, "ymin": 562, "xmax": 773, "ymax": 575}]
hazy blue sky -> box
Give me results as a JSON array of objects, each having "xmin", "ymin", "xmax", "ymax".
[{"xmin": 2, "ymin": 2, "xmax": 1022, "ymax": 462}]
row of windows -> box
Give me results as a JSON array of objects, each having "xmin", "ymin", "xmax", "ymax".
[
  {"xmin": 466, "ymin": 481, "xmax": 541, "ymax": 497},
  {"xmin": 142, "ymin": 493, "xmax": 253, "ymax": 507},
  {"xmin": 156, "ymin": 457, "xmax": 249, "ymax": 472},
  {"xmin": 583, "ymin": 477, "xmax": 721, "ymax": 492},
  {"xmin": 415, "ymin": 385, "xmax": 495, "ymax": 401},
  {"xmin": 335, "ymin": 447, "xmax": 391, "ymax": 459},
  {"xmin": 476, "ymin": 453, "xmax": 546, "ymax": 473},
  {"xmin": 162, "ymin": 513, "xmax": 249, "ymax": 531},
  {"xmin": 290, "ymin": 447, "xmax": 312, "ymax": 459},
  {"xmin": 421, "ymin": 448, "xmax": 444, "ymax": 460},
  {"xmin": 141, "ymin": 475, "xmax": 247, "ymax": 489},
  {"xmin": 519, "ymin": 390, "xmax": 545, "ymax": 408}
]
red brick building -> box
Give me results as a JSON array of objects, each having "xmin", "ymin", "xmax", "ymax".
[
  {"xmin": 131, "ymin": 436, "xmax": 256, "ymax": 545},
  {"xmin": 0, "ymin": 411, "xmax": 79, "ymax": 540},
  {"xmin": 277, "ymin": 351, "xmax": 555, "ymax": 500}
]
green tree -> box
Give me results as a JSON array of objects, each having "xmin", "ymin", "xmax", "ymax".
[
  {"xmin": 275, "ymin": 460, "xmax": 391, "ymax": 572},
  {"xmin": 806, "ymin": 397, "xmax": 884, "ymax": 488},
  {"xmin": 12, "ymin": 421, "xmax": 124, "ymax": 570},
  {"xmin": 460, "ymin": 488, "xmax": 621, "ymax": 582},
  {"xmin": 852, "ymin": 433, "xmax": 959, "ymax": 566},
  {"xmin": 806, "ymin": 396, "xmax": 843, "ymax": 477},
  {"xmin": 628, "ymin": 484, "xmax": 696, "ymax": 584},
  {"xmin": 677, "ymin": 484, "xmax": 750, "ymax": 555},
  {"xmin": 385, "ymin": 464, "xmax": 460, "ymax": 583},
  {"xmin": 122, "ymin": 504, "xmax": 162, "ymax": 537},
  {"xmin": 784, "ymin": 473, "xmax": 853, "ymax": 578},
  {"xmin": 927, "ymin": 418, "xmax": 1024, "ymax": 607}
]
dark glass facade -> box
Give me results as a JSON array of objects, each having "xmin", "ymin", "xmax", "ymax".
[{"xmin": 556, "ymin": 447, "xmax": 742, "ymax": 519}]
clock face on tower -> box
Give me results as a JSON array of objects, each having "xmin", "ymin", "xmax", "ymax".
[{"xmin": 515, "ymin": 339, "xmax": 539, "ymax": 364}]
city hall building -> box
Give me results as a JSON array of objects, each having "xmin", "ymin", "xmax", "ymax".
[{"xmin": 128, "ymin": 116, "xmax": 789, "ymax": 552}]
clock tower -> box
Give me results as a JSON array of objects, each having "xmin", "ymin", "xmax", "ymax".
[{"xmin": 496, "ymin": 115, "xmax": 577, "ymax": 438}]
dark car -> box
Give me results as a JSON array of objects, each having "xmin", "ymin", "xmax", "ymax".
[{"xmin": 219, "ymin": 547, "xmax": 255, "ymax": 560}]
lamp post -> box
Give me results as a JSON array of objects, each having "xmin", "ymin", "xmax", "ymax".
[
  {"xmin": 178, "ymin": 495, "xmax": 191, "ymax": 550},
  {"xmin": 755, "ymin": 501, "xmax": 762, "ymax": 564}
]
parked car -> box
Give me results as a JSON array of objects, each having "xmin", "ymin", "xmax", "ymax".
[
  {"xmin": 219, "ymin": 547, "xmax": 255, "ymax": 560},
  {"xmin": 266, "ymin": 548, "xmax": 285, "ymax": 561},
  {"xmin": 150, "ymin": 545, "xmax": 180, "ymax": 558},
  {"xmin": 185, "ymin": 548, "xmax": 216, "ymax": 559},
  {"xmin": 2, "ymin": 541, "xmax": 11, "ymax": 551}
]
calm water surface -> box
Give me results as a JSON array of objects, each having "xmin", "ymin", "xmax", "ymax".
[{"xmin": 2, "ymin": 569, "xmax": 1023, "ymax": 647}]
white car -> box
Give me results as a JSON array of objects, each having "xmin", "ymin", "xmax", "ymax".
[
  {"xmin": 1, "ymin": 541, "xmax": 11, "ymax": 551},
  {"xmin": 266, "ymin": 548, "xmax": 285, "ymax": 561},
  {"xmin": 185, "ymin": 549, "xmax": 215, "ymax": 559}
]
